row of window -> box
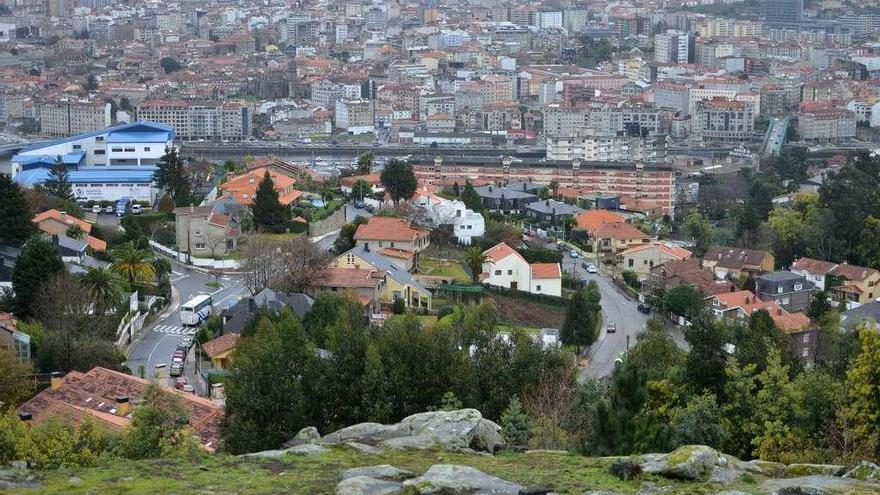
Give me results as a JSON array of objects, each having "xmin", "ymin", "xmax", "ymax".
[{"xmin": 110, "ymin": 147, "xmax": 149, "ymax": 153}]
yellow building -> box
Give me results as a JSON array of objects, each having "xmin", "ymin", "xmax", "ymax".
[
  {"xmin": 202, "ymin": 333, "xmax": 239, "ymax": 370},
  {"xmin": 333, "ymin": 245, "xmax": 432, "ymax": 310}
]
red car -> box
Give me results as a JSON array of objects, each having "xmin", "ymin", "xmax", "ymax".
[{"xmin": 175, "ymin": 377, "xmax": 188, "ymax": 390}]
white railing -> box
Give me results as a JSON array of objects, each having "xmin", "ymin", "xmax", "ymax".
[{"xmin": 149, "ymin": 240, "xmax": 240, "ymax": 269}]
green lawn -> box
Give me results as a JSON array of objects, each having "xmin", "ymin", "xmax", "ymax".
[
  {"xmin": 419, "ymin": 258, "xmax": 471, "ymax": 284},
  {"xmin": 258, "ymin": 232, "xmax": 302, "ymax": 243},
  {"xmin": 8, "ymin": 445, "xmax": 767, "ymax": 495},
  {"xmin": 386, "ymin": 314, "xmax": 438, "ymax": 327}
]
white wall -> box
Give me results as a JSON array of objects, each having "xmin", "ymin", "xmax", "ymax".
[
  {"xmin": 530, "ymin": 276, "xmax": 562, "ymax": 297},
  {"xmin": 483, "ymin": 255, "xmax": 530, "ymax": 290}
]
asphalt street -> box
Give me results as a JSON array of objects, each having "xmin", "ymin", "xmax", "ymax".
[{"xmin": 126, "ymin": 264, "xmax": 246, "ymax": 382}]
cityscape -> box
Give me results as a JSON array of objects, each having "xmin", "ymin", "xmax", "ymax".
[{"xmin": 0, "ymin": 0, "xmax": 880, "ymax": 492}]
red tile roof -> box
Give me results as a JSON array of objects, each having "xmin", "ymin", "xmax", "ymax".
[
  {"xmin": 574, "ymin": 209, "xmax": 625, "ymax": 230},
  {"xmin": 531, "ymin": 262, "xmax": 561, "ymax": 279},
  {"xmin": 220, "ymin": 167, "xmax": 301, "ymax": 206},
  {"xmin": 314, "ymin": 267, "xmax": 383, "ymax": 288},
  {"xmin": 622, "ymin": 241, "xmax": 692, "ymax": 260},
  {"xmin": 202, "ymin": 333, "xmax": 239, "ymax": 358},
  {"xmin": 483, "ymin": 242, "xmax": 526, "ymax": 264},
  {"xmin": 591, "ymin": 221, "xmax": 649, "ymax": 240},
  {"xmin": 791, "ymin": 257, "xmax": 837, "ymax": 275},
  {"xmin": 17, "ymin": 367, "xmax": 223, "ymax": 450},
  {"xmin": 830, "ymin": 263, "xmax": 879, "ymax": 282},
  {"xmin": 354, "ymin": 217, "xmax": 427, "ymax": 242},
  {"xmin": 32, "ymin": 209, "xmax": 107, "ymax": 251}
]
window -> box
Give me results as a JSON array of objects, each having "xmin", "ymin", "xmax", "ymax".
[
  {"xmin": 144, "ymin": 147, "xmax": 150, "ymax": 152},
  {"xmin": 536, "ymin": 285, "xmax": 541, "ymax": 291},
  {"xmin": 194, "ymin": 230, "xmax": 202, "ymax": 236},
  {"xmin": 713, "ymin": 299, "xmax": 720, "ymax": 307},
  {"xmin": 803, "ymin": 333, "xmax": 810, "ymax": 343},
  {"xmin": 628, "ymin": 259, "xmax": 634, "ymax": 267},
  {"xmin": 194, "ymin": 242, "xmax": 205, "ymax": 249},
  {"xmin": 794, "ymin": 283, "xmax": 803, "ymax": 291},
  {"xmin": 379, "ymin": 241, "xmax": 384, "ymax": 247},
  {"xmin": 96, "ymin": 136, "xmax": 104, "ymax": 142},
  {"xmin": 495, "ymin": 270, "xmax": 502, "ymax": 276},
  {"xmin": 390, "ymin": 242, "xmax": 395, "ymax": 248},
  {"xmin": 242, "ymin": 193, "xmax": 248, "ymax": 199},
  {"xmin": 72, "ymin": 144, "xmax": 81, "ymax": 150},
  {"xmin": 507, "ymin": 270, "xmax": 513, "ymax": 275},
  {"xmin": 777, "ymin": 285, "xmax": 784, "ymax": 293},
  {"xmin": 346, "ymin": 254, "xmax": 355, "ymax": 265},
  {"xmin": 111, "ymin": 148, "xmax": 123, "ymax": 152},
  {"xmin": 781, "ymin": 297, "xmax": 790, "ymax": 305},
  {"xmin": 94, "ymin": 149, "xmax": 105, "ymax": 155},
  {"xmin": 123, "ymin": 148, "xmax": 135, "ymax": 152},
  {"xmin": 467, "ymin": 225, "xmax": 472, "ymax": 229},
  {"xmin": 802, "ymin": 348, "xmax": 809, "ymax": 358}
]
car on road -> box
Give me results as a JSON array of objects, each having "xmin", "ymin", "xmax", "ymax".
[
  {"xmin": 354, "ymin": 199, "xmax": 366, "ymax": 209},
  {"xmin": 606, "ymin": 323, "xmax": 617, "ymax": 334},
  {"xmin": 91, "ymin": 205, "xmax": 102, "ymax": 214},
  {"xmin": 586, "ymin": 263, "xmax": 598, "ymax": 273},
  {"xmin": 175, "ymin": 377, "xmax": 188, "ymax": 390},
  {"xmin": 131, "ymin": 204, "xmax": 143, "ymax": 214},
  {"xmin": 103, "ymin": 205, "xmax": 115, "ymax": 214},
  {"xmin": 570, "ymin": 250, "xmax": 579, "ymax": 258},
  {"xmin": 179, "ymin": 337, "xmax": 194, "ymax": 349},
  {"xmin": 637, "ymin": 303, "xmax": 652, "ymax": 314},
  {"xmin": 170, "ymin": 363, "xmax": 183, "ymax": 377}
]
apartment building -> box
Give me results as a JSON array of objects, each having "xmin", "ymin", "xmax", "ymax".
[
  {"xmin": 694, "ymin": 18, "xmax": 762, "ymax": 37},
  {"xmin": 654, "ymin": 30, "xmax": 693, "ymax": 64},
  {"xmin": 335, "ymin": 99, "xmax": 374, "ymax": 134},
  {"xmin": 546, "ymin": 133, "xmax": 667, "ymax": 162},
  {"xmin": 692, "ymin": 98, "xmax": 756, "ymax": 140},
  {"xmin": 544, "ymin": 103, "xmax": 661, "ymax": 137},
  {"xmin": 136, "ymin": 100, "xmax": 251, "ymax": 141},
  {"xmin": 39, "ymin": 99, "xmax": 111, "ymax": 138},
  {"xmin": 798, "ymin": 109, "xmax": 856, "ymax": 142}
]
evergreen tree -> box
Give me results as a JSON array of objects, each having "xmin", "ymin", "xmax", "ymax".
[
  {"xmin": 251, "ymin": 171, "xmax": 291, "ymax": 233},
  {"xmin": 846, "ymin": 325, "xmax": 880, "ymax": 458},
  {"xmin": 361, "ymin": 343, "xmax": 392, "ymax": 423},
  {"xmin": 12, "ymin": 236, "xmax": 64, "ymax": 316},
  {"xmin": 0, "ymin": 175, "xmax": 34, "ymax": 246},
  {"xmin": 380, "ymin": 159, "xmax": 417, "ymax": 205},
  {"xmin": 501, "ymin": 396, "xmax": 531, "ymax": 447},
  {"xmin": 152, "ymin": 147, "xmax": 191, "ymax": 205},
  {"xmin": 460, "ymin": 182, "xmax": 483, "ymax": 211},
  {"xmin": 452, "ymin": 182, "xmax": 460, "ymax": 197},
  {"xmin": 561, "ymin": 283, "xmax": 600, "ymax": 352},
  {"xmin": 357, "ymin": 152, "xmax": 373, "ymax": 174},
  {"xmin": 683, "ymin": 310, "xmax": 728, "ymax": 397},
  {"xmin": 43, "ymin": 159, "xmax": 73, "ymax": 202}
]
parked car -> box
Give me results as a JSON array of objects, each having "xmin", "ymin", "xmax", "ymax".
[
  {"xmin": 637, "ymin": 303, "xmax": 652, "ymax": 314},
  {"xmin": 570, "ymin": 250, "xmax": 579, "ymax": 258},
  {"xmin": 175, "ymin": 377, "xmax": 188, "ymax": 390},
  {"xmin": 606, "ymin": 323, "xmax": 617, "ymax": 334},
  {"xmin": 180, "ymin": 336, "xmax": 194, "ymax": 348},
  {"xmin": 103, "ymin": 205, "xmax": 115, "ymax": 214},
  {"xmin": 91, "ymin": 205, "xmax": 102, "ymax": 214},
  {"xmin": 586, "ymin": 263, "xmax": 598, "ymax": 274},
  {"xmin": 182, "ymin": 384, "xmax": 195, "ymax": 394},
  {"xmin": 170, "ymin": 363, "xmax": 183, "ymax": 377},
  {"xmin": 131, "ymin": 204, "xmax": 143, "ymax": 214},
  {"xmin": 354, "ymin": 199, "xmax": 366, "ymax": 209}
]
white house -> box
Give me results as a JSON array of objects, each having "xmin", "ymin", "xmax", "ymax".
[
  {"xmin": 481, "ymin": 242, "xmax": 562, "ymax": 297},
  {"xmin": 415, "ymin": 191, "xmax": 485, "ymax": 245}
]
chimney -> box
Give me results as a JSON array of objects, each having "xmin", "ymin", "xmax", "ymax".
[
  {"xmin": 50, "ymin": 371, "xmax": 62, "ymax": 391},
  {"xmin": 60, "ymin": 211, "xmax": 67, "ymax": 217},
  {"xmin": 18, "ymin": 412, "xmax": 32, "ymax": 423},
  {"xmin": 545, "ymin": 200, "xmax": 550, "ymax": 206},
  {"xmin": 488, "ymin": 185, "xmax": 493, "ymax": 192},
  {"xmin": 744, "ymin": 296, "xmax": 750, "ymax": 304},
  {"xmin": 115, "ymin": 395, "xmax": 130, "ymax": 416}
]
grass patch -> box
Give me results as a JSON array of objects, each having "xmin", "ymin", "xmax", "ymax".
[
  {"xmin": 418, "ymin": 258, "xmax": 470, "ymax": 284},
  {"xmin": 205, "ymin": 282, "xmax": 221, "ymax": 289},
  {"xmin": 386, "ymin": 314, "xmax": 438, "ymax": 327},
  {"xmin": 490, "ymin": 292, "xmax": 566, "ymax": 329},
  {"xmin": 258, "ymin": 232, "xmax": 302, "ymax": 243},
  {"xmin": 12, "ymin": 445, "xmax": 767, "ymax": 495}
]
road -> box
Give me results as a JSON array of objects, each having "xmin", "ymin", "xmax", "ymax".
[
  {"xmin": 558, "ymin": 253, "xmax": 651, "ymax": 378},
  {"xmin": 762, "ymin": 117, "xmax": 789, "ymax": 157},
  {"xmin": 314, "ymin": 204, "xmax": 374, "ymax": 251},
  {"xmin": 126, "ymin": 264, "xmax": 247, "ymax": 382}
]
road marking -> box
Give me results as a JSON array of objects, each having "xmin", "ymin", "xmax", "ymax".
[
  {"xmin": 153, "ymin": 324, "xmax": 198, "ymax": 335},
  {"xmin": 146, "ymin": 333, "xmax": 170, "ymax": 366}
]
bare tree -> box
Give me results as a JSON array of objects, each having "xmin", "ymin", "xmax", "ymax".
[
  {"xmin": 204, "ymin": 232, "xmax": 227, "ymax": 260},
  {"xmin": 273, "ymin": 236, "xmax": 332, "ymax": 293},
  {"xmin": 521, "ymin": 365, "xmax": 579, "ymax": 450},
  {"xmin": 241, "ymin": 237, "xmax": 280, "ymax": 295}
]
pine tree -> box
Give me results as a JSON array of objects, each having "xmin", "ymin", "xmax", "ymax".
[
  {"xmin": 152, "ymin": 147, "xmax": 191, "ymax": 205},
  {"xmin": 380, "ymin": 159, "xmax": 417, "ymax": 205},
  {"xmin": 460, "ymin": 182, "xmax": 482, "ymax": 211},
  {"xmin": 361, "ymin": 343, "xmax": 391, "ymax": 423},
  {"xmin": 846, "ymin": 324, "xmax": 880, "ymax": 458},
  {"xmin": 43, "ymin": 159, "xmax": 73, "ymax": 202},
  {"xmin": 12, "ymin": 236, "xmax": 64, "ymax": 316},
  {"xmin": 0, "ymin": 175, "xmax": 34, "ymax": 246},
  {"xmin": 252, "ymin": 171, "xmax": 290, "ymax": 233},
  {"xmin": 501, "ymin": 396, "xmax": 531, "ymax": 447},
  {"xmin": 561, "ymin": 283, "xmax": 600, "ymax": 352}
]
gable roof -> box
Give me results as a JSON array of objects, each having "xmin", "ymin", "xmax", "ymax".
[
  {"xmin": 202, "ymin": 333, "xmax": 240, "ymax": 358},
  {"xmin": 622, "ymin": 241, "xmax": 692, "ymax": 260},
  {"xmin": 791, "ymin": 257, "xmax": 837, "ymax": 275},
  {"xmin": 32, "ymin": 209, "xmax": 107, "ymax": 251},
  {"xmin": 483, "ymin": 242, "xmax": 526, "ymax": 264},
  {"xmin": 575, "ymin": 209, "xmax": 625, "ymax": 230},
  {"xmin": 531, "ymin": 262, "xmax": 561, "ymax": 279},
  {"xmin": 830, "ymin": 263, "xmax": 879, "ymax": 282},
  {"xmin": 314, "ymin": 267, "xmax": 383, "ymax": 289},
  {"xmin": 342, "ymin": 245, "xmax": 430, "ymax": 293},
  {"xmin": 703, "ymin": 246, "xmax": 770, "ymax": 270},
  {"xmin": 219, "ymin": 167, "xmax": 301, "ymax": 206},
  {"xmin": 354, "ymin": 217, "xmax": 427, "ymax": 242},
  {"xmin": 591, "ymin": 221, "xmax": 649, "ymax": 240}
]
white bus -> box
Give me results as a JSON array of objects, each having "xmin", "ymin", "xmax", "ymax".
[{"xmin": 180, "ymin": 295, "xmax": 213, "ymax": 326}]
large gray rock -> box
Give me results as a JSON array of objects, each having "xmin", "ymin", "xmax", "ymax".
[
  {"xmin": 640, "ymin": 445, "xmax": 720, "ymax": 480},
  {"xmin": 339, "ymin": 465, "xmax": 413, "ymax": 482},
  {"xmin": 402, "ymin": 464, "xmax": 523, "ymax": 494},
  {"xmin": 842, "ymin": 461, "xmax": 880, "ymax": 482},
  {"xmin": 324, "ymin": 409, "xmax": 504, "ymax": 453},
  {"xmin": 335, "ymin": 476, "xmax": 402, "ymax": 495},
  {"xmin": 244, "ymin": 443, "xmax": 328, "ymax": 458},
  {"xmin": 283, "ymin": 426, "xmax": 322, "ymax": 448},
  {"xmin": 762, "ymin": 475, "xmax": 878, "ymax": 494},
  {"xmin": 346, "ymin": 442, "xmax": 384, "ymax": 454}
]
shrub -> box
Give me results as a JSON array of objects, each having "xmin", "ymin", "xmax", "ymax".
[
  {"xmin": 392, "ymin": 298, "xmax": 406, "ymax": 315},
  {"xmin": 437, "ymin": 306, "xmax": 456, "ymax": 320},
  {"xmin": 610, "ymin": 458, "xmax": 642, "ymax": 481},
  {"xmin": 622, "ymin": 270, "xmax": 641, "ymax": 289},
  {"xmin": 501, "ymin": 396, "xmax": 531, "ymax": 448}
]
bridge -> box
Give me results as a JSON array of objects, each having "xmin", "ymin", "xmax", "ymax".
[
  {"xmin": 178, "ymin": 142, "xmax": 547, "ymax": 161},
  {"xmin": 761, "ymin": 117, "xmax": 790, "ymax": 157}
]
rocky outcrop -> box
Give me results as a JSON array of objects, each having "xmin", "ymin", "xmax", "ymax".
[
  {"xmin": 402, "ymin": 464, "xmax": 523, "ymax": 494},
  {"xmin": 762, "ymin": 474, "xmax": 880, "ymax": 494},
  {"xmin": 322, "ymin": 409, "xmax": 504, "ymax": 453},
  {"xmin": 842, "ymin": 461, "xmax": 880, "ymax": 482},
  {"xmin": 640, "ymin": 445, "xmax": 721, "ymax": 480},
  {"xmin": 784, "ymin": 464, "xmax": 846, "ymax": 477},
  {"xmin": 335, "ymin": 476, "xmax": 402, "ymax": 495},
  {"xmin": 282, "ymin": 426, "xmax": 322, "ymax": 448},
  {"xmin": 339, "ymin": 465, "xmax": 413, "ymax": 482}
]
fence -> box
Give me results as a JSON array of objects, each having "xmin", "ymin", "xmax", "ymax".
[{"xmin": 149, "ymin": 240, "xmax": 240, "ymax": 270}]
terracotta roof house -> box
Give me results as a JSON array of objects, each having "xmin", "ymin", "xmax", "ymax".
[
  {"xmin": 17, "ymin": 367, "xmax": 223, "ymax": 450},
  {"xmin": 481, "ymin": 242, "xmax": 562, "ymax": 297},
  {"xmin": 791, "ymin": 257, "xmax": 838, "ymax": 290},
  {"xmin": 31, "ymin": 209, "xmax": 107, "ymax": 252},
  {"xmin": 621, "ymin": 241, "xmax": 692, "ymax": 280},
  {"xmin": 0, "ymin": 311, "xmax": 30, "ymax": 362},
  {"xmin": 828, "ymin": 263, "xmax": 880, "ymax": 306},
  {"xmin": 702, "ymin": 246, "xmax": 775, "ymax": 280},
  {"xmin": 202, "ymin": 333, "xmax": 240, "ymax": 370},
  {"xmin": 353, "ymin": 217, "xmax": 430, "ymax": 271},
  {"xmin": 643, "ymin": 258, "xmax": 736, "ymax": 299},
  {"xmin": 219, "ymin": 167, "xmax": 302, "ymax": 206},
  {"xmin": 310, "ymin": 267, "xmax": 385, "ymax": 314},
  {"xmin": 575, "ymin": 209, "xmax": 625, "ymax": 231},
  {"xmin": 340, "ymin": 174, "xmax": 384, "ymax": 195},
  {"xmin": 246, "ymin": 155, "xmax": 316, "ymax": 180},
  {"xmin": 590, "ymin": 221, "xmax": 650, "ymax": 254}
]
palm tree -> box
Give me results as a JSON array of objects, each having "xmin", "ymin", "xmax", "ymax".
[
  {"xmin": 463, "ymin": 246, "xmax": 488, "ymax": 284},
  {"xmin": 111, "ymin": 242, "xmax": 156, "ymax": 286},
  {"xmin": 549, "ymin": 180, "xmax": 560, "ymax": 197},
  {"xmin": 80, "ymin": 266, "xmax": 125, "ymax": 314},
  {"xmin": 66, "ymin": 224, "xmax": 85, "ymax": 240}
]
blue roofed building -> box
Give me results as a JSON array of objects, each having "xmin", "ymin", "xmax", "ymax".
[{"xmin": 10, "ymin": 121, "xmax": 174, "ymax": 204}]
